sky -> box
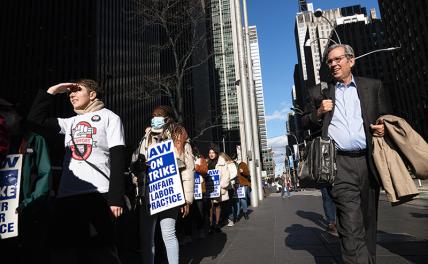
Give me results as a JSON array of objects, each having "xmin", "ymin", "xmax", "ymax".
[{"xmin": 246, "ymin": 0, "xmax": 380, "ymax": 175}]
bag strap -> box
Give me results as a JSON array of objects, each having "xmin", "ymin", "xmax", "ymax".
[
  {"xmin": 320, "ymin": 82, "xmax": 330, "ymax": 139},
  {"xmin": 70, "ymin": 127, "xmax": 110, "ymax": 181}
]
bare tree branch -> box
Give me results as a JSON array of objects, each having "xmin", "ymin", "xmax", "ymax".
[
  {"xmin": 192, "ymin": 124, "xmax": 223, "ymax": 140},
  {"xmin": 133, "ymin": 0, "xmax": 214, "ymax": 124}
]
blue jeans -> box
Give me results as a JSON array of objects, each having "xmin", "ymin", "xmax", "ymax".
[
  {"xmin": 139, "ymin": 203, "xmax": 179, "ymax": 264},
  {"xmin": 237, "ymin": 187, "xmax": 250, "ymax": 215},
  {"xmin": 320, "ymin": 187, "xmax": 336, "ymax": 224},
  {"xmin": 281, "ymin": 186, "xmax": 291, "ymax": 198}
]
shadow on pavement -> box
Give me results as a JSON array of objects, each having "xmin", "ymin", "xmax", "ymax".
[
  {"xmin": 284, "ymin": 224, "xmax": 341, "ymax": 264},
  {"xmin": 179, "ymin": 232, "xmax": 227, "ymax": 264},
  {"xmin": 410, "ymin": 212, "xmax": 428, "ymax": 218},
  {"xmin": 376, "ymin": 230, "xmax": 428, "ymax": 264},
  {"xmin": 296, "ymin": 210, "xmax": 328, "ymax": 230}
]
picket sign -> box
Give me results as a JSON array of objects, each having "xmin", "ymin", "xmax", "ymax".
[
  {"xmin": 0, "ymin": 154, "xmax": 23, "ymax": 239},
  {"xmin": 237, "ymin": 186, "xmax": 246, "ymax": 199},
  {"xmin": 204, "ymin": 169, "xmax": 220, "ymax": 198},
  {"xmin": 194, "ymin": 172, "xmax": 203, "ymax": 200},
  {"xmin": 146, "ymin": 140, "xmax": 185, "ymax": 215}
]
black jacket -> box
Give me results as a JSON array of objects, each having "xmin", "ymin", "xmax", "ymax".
[{"xmin": 301, "ymin": 76, "xmax": 392, "ymax": 184}]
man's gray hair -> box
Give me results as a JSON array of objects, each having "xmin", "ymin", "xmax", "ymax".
[{"xmin": 326, "ymin": 44, "xmax": 355, "ymax": 58}]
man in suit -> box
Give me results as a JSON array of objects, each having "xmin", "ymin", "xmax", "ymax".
[{"xmin": 302, "ymin": 44, "xmax": 391, "ymax": 264}]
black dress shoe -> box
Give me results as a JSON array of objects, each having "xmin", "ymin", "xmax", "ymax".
[{"xmin": 243, "ymin": 212, "xmax": 249, "ymax": 220}]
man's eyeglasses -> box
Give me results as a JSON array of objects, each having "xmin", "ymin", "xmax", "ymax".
[{"xmin": 326, "ymin": 55, "xmax": 349, "ymax": 66}]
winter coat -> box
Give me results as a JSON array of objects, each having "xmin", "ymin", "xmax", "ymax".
[
  {"xmin": 372, "ymin": 115, "xmax": 427, "ymax": 204},
  {"xmin": 237, "ymin": 162, "xmax": 251, "ymax": 187},
  {"xmin": 16, "ymin": 132, "xmax": 51, "ymax": 211},
  {"xmin": 195, "ymin": 157, "xmax": 208, "ymax": 193},
  {"xmin": 215, "ymin": 156, "xmax": 235, "ymax": 202},
  {"xmin": 133, "ymin": 127, "xmax": 195, "ymax": 204}
]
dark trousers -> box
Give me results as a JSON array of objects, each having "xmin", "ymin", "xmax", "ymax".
[
  {"xmin": 50, "ymin": 193, "xmax": 122, "ymax": 264},
  {"xmin": 329, "ymin": 154, "xmax": 379, "ymax": 264},
  {"xmin": 0, "ymin": 201, "xmax": 50, "ymax": 264}
]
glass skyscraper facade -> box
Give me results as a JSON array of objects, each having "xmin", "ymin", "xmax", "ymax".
[
  {"xmin": 248, "ymin": 26, "xmax": 272, "ymax": 177},
  {"xmin": 207, "ymin": 0, "xmax": 239, "ymax": 131}
]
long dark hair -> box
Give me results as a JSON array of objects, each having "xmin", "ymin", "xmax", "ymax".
[{"xmin": 152, "ymin": 105, "xmax": 188, "ymax": 155}]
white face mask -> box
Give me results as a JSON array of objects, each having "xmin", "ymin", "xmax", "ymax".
[{"xmin": 151, "ymin": 116, "xmax": 165, "ymax": 129}]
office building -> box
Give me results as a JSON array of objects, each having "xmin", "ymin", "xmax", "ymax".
[
  {"xmin": 378, "ymin": 0, "xmax": 428, "ymax": 139},
  {"xmin": 248, "ymin": 26, "xmax": 270, "ymax": 174},
  {"xmin": 0, "ymin": 0, "xmax": 214, "ymax": 158}
]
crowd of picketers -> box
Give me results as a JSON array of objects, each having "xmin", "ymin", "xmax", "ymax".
[{"xmin": 0, "ymin": 80, "xmax": 254, "ymax": 264}]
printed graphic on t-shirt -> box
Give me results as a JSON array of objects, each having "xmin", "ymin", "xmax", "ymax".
[{"xmin": 69, "ymin": 121, "xmax": 97, "ymax": 160}]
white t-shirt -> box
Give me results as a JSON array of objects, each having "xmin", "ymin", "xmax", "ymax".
[{"xmin": 57, "ymin": 108, "xmax": 125, "ymax": 197}]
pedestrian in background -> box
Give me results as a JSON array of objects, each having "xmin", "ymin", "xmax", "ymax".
[
  {"xmin": 220, "ymin": 153, "xmax": 237, "ymax": 227},
  {"xmin": 192, "ymin": 149, "xmax": 209, "ymax": 238},
  {"xmin": 0, "ymin": 99, "xmax": 51, "ymax": 263},
  {"xmin": 206, "ymin": 145, "xmax": 231, "ymax": 233},
  {"xmin": 320, "ymin": 187, "xmax": 336, "ymax": 232},
  {"xmin": 281, "ymin": 174, "xmax": 291, "ymax": 198},
  {"xmin": 236, "ymin": 161, "xmax": 251, "ymax": 220}
]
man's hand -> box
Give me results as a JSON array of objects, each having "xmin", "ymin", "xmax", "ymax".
[
  {"xmin": 370, "ymin": 120, "xmax": 385, "ymax": 137},
  {"xmin": 181, "ymin": 202, "xmax": 190, "ymax": 218},
  {"xmin": 317, "ymin": 99, "xmax": 334, "ymax": 117},
  {"xmin": 110, "ymin": 206, "xmax": 123, "ymax": 218},
  {"xmin": 47, "ymin": 83, "xmax": 78, "ymax": 95}
]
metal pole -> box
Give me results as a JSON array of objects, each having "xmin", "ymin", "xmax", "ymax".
[
  {"xmin": 230, "ymin": 0, "xmax": 247, "ymax": 162},
  {"xmin": 242, "ymin": 0, "xmax": 263, "ymax": 202},
  {"xmin": 222, "ymin": 136, "xmax": 226, "ymax": 152},
  {"xmin": 355, "ymin": 47, "xmax": 401, "ymax": 60},
  {"xmin": 233, "ymin": 0, "xmax": 258, "ymax": 207}
]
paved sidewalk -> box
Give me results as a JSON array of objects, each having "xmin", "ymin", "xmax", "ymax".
[{"xmin": 179, "ymin": 190, "xmax": 428, "ymax": 264}]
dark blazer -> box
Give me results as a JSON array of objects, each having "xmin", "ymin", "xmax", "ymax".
[{"xmin": 302, "ymin": 76, "xmax": 392, "ymax": 184}]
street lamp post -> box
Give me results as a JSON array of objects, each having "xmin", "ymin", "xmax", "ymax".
[
  {"xmin": 242, "ymin": 0, "xmax": 264, "ymax": 202},
  {"xmin": 314, "ymin": 8, "xmax": 341, "ymax": 44},
  {"xmin": 232, "ymin": 0, "xmax": 258, "ymax": 207},
  {"xmin": 355, "ymin": 47, "xmax": 401, "ymax": 60}
]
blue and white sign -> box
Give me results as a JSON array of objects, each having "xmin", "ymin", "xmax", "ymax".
[
  {"xmin": 147, "ymin": 140, "xmax": 185, "ymax": 215},
  {"xmin": 237, "ymin": 186, "xmax": 246, "ymax": 199},
  {"xmin": 194, "ymin": 172, "xmax": 203, "ymax": 200},
  {"xmin": 204, "ymin": 169, "xmax": 220, "ymax": 198},
  {"xmin": 0, "ymin": 154, "xmax": 23, "ymax": 239}
]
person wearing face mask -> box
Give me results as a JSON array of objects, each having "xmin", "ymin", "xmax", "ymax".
[
  {"xmin": 0, "ymin": 99, "xmax": 51, "ymax": 264},
  {"xmin": 27, "ymin": 80, "xmax": 125, "ymax": 264},
  {"xmin": 130, "ymin": 105, "xmax": 194, "ymax": 264}
]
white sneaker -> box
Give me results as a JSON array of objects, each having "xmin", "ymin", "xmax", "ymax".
[{"xmin": 227, "ymin": 219, "xmax": 234, "ymax": 227}]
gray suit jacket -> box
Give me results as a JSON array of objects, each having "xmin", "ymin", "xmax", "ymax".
[{"xmin": 302, "ymin": 76, "xmax": 392, "ymax": 185}]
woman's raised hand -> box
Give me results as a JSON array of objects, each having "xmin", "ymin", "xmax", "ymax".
[{"xmin": 47, "ymin": 83, "xmax": 78, "ymax": 95}]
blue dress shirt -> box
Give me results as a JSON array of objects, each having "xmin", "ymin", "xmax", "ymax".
[{"xmin": 328, "ymin": 76, "xmax": 366, "ymax": 151}]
